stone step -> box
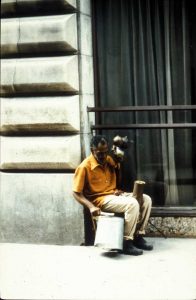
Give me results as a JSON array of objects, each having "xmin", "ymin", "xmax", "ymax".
[
  {"xmin": 0, "ymin": 96, "xmax": 80, "ymax": 134},
  {"xmin": 0, "ymin": 56, "xmax": 79, "ymax": 95},
  {"xmin": 1, "ymin": 14, "xmax": 77, "ymax": 57},
  {"xmin": 1, "ymin": 0, "xmax": 76, "ymax": 17},
  {"xmin": 0, "ymin": 135, "xmax": 81, "ymax": 170},
  {"xmin": 0, "ymin": 172, "xmax": 84, "ymax": 245}
]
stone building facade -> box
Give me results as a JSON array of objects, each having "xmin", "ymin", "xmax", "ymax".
[{"xmin": 1, "ymin": 0, "xmax": 195, "ymax": 245}]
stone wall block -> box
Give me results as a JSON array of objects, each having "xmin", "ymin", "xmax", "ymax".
[
  {"xmin": 146, "ymin": 216, "xmax": 196, "ymax": 237},
  {"xmin": 0, "ymin": 56, "xmax": 79, "ymax": 95},
  {"xmin": 0, "ymin": 19, "xmax": 19, "ymax": 55},
  {"xmin": 1, "ymin": 14, "xmax": 77, "ymax": 56},
  {"xmin": 0, "ymin": 173, "xmax": 84, "ymax": 245},
  {"xmin": 0, "ymin": 135, "xmax": 81, "ymax": 170},
  {"xmin": 80, "ymin": 95, "xmax": 95, "ymax": 158},
  {"xmin": 0, "ymin": 96, "xmax": 80, "ymax": 134},
  {"xmin": 80, "ymin": 55, "xmax": 94, "ymax": 94},
  {"xmin": 79, "ymin": 14, "xmax": 92, "ymax": 56},
  {"xmin": 78, "ymin": 0, "xmax": 91, "ymax": 15},
  {"xmin": 1, "ymin": 0, "xmax": 76, "ymax": 17}
]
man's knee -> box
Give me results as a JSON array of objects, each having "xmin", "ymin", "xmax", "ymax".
[
  {"xmin": 127, "ymin": 198, "xmax": 140, "ymax": 213},
  {"xmin": 143, "ymin": 194, "xmax": 152, "ymax": 208}
]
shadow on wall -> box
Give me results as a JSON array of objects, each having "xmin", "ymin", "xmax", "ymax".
[{"xmin": 83, "ymin": 207, "xmax": 96, "ymax": 246}]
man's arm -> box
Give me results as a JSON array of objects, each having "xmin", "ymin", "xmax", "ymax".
[
  {"xmin": 73, "ymin": 191, "xmax": 101, "ymax": 216},
  {"xmin": 115, "ymin": 166, "xmax": 122, "ymax": 189}
]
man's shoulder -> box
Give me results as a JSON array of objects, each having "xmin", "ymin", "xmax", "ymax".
[
  {"xmin": 77, "ymin": 155, "xmax": 92, "ymax": 169},
  {"xmin": 107, "ymin": 155, "xmax": 116, "ymax": 166}
]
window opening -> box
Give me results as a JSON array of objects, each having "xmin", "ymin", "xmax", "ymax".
[{"xmin": 91, "ymin": 0, "xmax": 196, "ymax": 208}]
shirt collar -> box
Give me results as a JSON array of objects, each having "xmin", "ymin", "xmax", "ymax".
[
  {"xmin": 90, "ymin": 153, "xmax": 109, "ymax": 170},
  {"xmin": 90, "ymin": 153, "xmax": 100, "ymax": 170}
]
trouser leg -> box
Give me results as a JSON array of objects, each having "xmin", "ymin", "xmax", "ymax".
[
  {"xmin": 136, "ymin": 194, "xmax": 152, "ymax": 235},
  {"xmin": 101, "ymin": 194, "xmax": 140, "ymax": 240}
]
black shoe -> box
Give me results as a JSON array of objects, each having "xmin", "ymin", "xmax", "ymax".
[
  {"xmin": 123, "ymin": 240, "xmax": 143, "ymax": 256},
  {"xmin": 133, "ymin": 235, "xmax": 153, "ymax": 251}
]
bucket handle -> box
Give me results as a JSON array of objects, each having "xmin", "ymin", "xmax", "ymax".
[{"xmin": 91, "ymin": 212, "xmax": 115, "ymax": 231}]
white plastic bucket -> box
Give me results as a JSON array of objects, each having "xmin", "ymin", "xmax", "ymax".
[{"xmin": 94, "ymin": 213, "xmax": 124, "ymax": 251}]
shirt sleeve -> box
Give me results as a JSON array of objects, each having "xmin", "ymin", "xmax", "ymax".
[{"xmin": 72, "ymin": 165, "xmax": 86, "ymax": 193}]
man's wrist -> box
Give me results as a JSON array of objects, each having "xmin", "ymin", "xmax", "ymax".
[{"xmin": 89, "ymin": 206, "xmax": 95, "ymax": 212}]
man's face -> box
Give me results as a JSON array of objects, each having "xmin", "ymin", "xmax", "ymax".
[{"xmin": 92, "ymin": 142, "xmax": 109, "ymax": 165}]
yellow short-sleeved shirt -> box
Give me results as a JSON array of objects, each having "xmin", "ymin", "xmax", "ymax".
[{"xmin": 73, "ymin": 153, "xmax": 120, "ymax": 207}]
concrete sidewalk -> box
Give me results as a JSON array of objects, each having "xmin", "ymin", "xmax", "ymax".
[{"xmin": 0, "ymin": 238, "xmax": 196, "ymax": 300}]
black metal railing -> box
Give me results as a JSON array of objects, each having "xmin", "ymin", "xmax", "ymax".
[{"xmin": 87, "ymin": 105, "xmax": 196, "ymax": 130}]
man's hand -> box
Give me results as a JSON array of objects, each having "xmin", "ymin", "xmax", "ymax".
[
  {"xmin": 113, "ymin": 189, "xmax": 123, "ymax": 196},
  {"xmin": 90, "ymin": 206, "xmax": 101, "ymax": 216}
]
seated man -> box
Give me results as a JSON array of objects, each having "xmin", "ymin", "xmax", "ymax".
[{"xmin": 73, "ymin": 135, "xmax": 153, "ymax": 255}]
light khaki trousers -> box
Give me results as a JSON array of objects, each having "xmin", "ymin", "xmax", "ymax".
[{"xmin": 101, "ymin": 193, "xmax": 152, "ymax": 240}]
